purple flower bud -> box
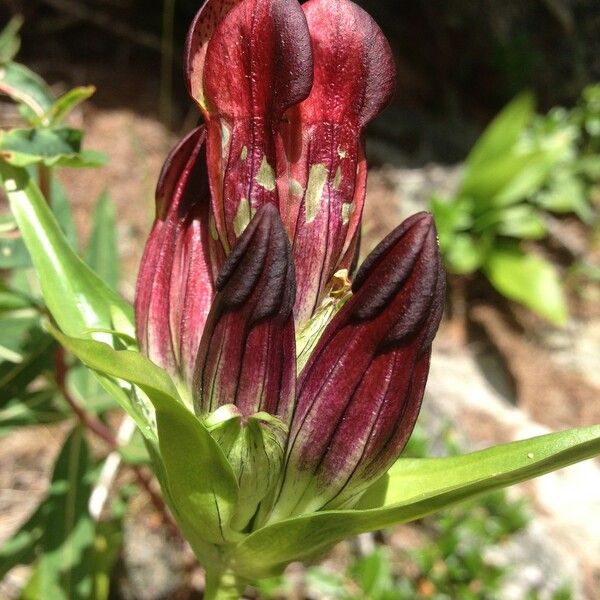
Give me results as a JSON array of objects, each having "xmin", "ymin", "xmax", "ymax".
[
  {"xmin": 193, "ymin": 204, "xmax": 297, "ymax": 422},
  {"xmin": 134, "ymin": 126, "xmax": 215, "ymax": 388},
  {"xmin": 270, "ymin": 213, "xmax": 445, "ymax": 520}
]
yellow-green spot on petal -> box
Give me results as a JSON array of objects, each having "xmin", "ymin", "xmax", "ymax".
[
  {"xmin": 341, "ymin": 202, "xmax": 355, "ymax": 225},
  {"xmin": 305, "ymin": 164, "xmax": 328, "ymax": 223},
  {"xmin": 209, "ymin": 214, "xmax": 219, "ymax": 241},
  {"xmin": 240, "ymin": 146, "xmax": 248, "ymax": 161},
  {"xmin": 221, "ymin": 120, "xmax": 231, "ymax": 159},
  {"xmin": 233, "ymin": 198, "xmax": 252, "ymax": 237},
  {"xmin": 255, "ymin": 157, "xmax": 276, "ymax": 192},
  {"xmin": 289, "ymin": 178, "xmax": 304, "ymax": 197},
  {"xmin": 337, "ymin": 147, "xmax": 347, "ymax": 159},
  {"xmin": 333, "ymin": 166, "xmax": 342, "ymax": 190}
]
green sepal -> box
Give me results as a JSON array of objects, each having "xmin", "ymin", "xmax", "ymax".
[
  {"xmin": 231, "ymin": 425, "xmax": 600, "ymax": 579},
  {"xmin": 205, "ymin": 405, "xmax": 287, "ymax": 531}
]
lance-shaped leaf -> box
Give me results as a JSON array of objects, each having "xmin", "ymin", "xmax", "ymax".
[
  {"xmin": 47, "ymin": 325, "xmax": 241, "ymax": 548},
  {"xmin": 135, "ymin": 126, "xmax": 215, "ymax": 389},
  {"xmin": 197, "ymin": 0, "xmax": 313, "ymax": 251},
  {"xmin": 193, "ymin": 204, "xmax": 296, "ymax": 422},
  {"xmin": 277, "ymin": 0, "xmax": 396, "ymax": 325},
  {"xmin": 232, "ymin": 425, "xmax": 600, "ymax": 579},
  {"xmin": 270, "ymin": 213, "xmax": 444, "ymax": 520}
]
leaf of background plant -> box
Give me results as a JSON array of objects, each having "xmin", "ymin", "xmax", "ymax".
[
  {"xmin": 496, "ymin": 205, "xmax": 547, "ymax": 239},
  {"xmin": 429, "ymin": 195, "xmax": 474, "ymax": 241},
  {"xmin": 232, "ymin": 425, "xmax": 600, "ymax": 578},
  {"xmin": 0, "ymin": 498, "xmax": 48, "ymax": 580},
  {"xmin": 118, "ymin": 429, "xmax": 150, "ymax": 465},
  {"xmin": 51, "ymin": 177, "xmax": 79, "ymax": 248},
  {"xmin": 461, "ymin": 151, "xmax": 551, "ymax": 206},
  {"xmin": 492, "ymin": 151, "xmax": 561, "ymax": 207},
  {"xmin": 534, "ymin": 170, "xmax": 594, "ymax": 223},
  {"xmin": 483, "ymin": 243, "xmax": 568, "ymax": 325},
  {"xmin": 0, "ymin": 215, "xmax": 32, "ymax": 268},
  {"xmin": 0, "ymin": 283, "xmax": 33, "ymax": 315},
  {"xmin": 0, "ymin": 127, "xmax": 106, "ymax": 168},
  {"xmin": 34, "ymin": 427, "xmax": 97, "ymax": 600},
  {"xmin": 47, "ymin": 327, "xmax": 241, "ymax": 546},
  {"xmin": 0, "ymin": 428, "xmax": 96, "ymax": 597},
  {"xmin": 0, "ymin": 163, "xmax": 133, "ymax": 337},
  {"xmin": 443, "ymin": 232, "xmax": 488, "ymax": 274},
  {"xmin": 0, "ymin": 389, "xmax": 67, "ymax": 436},
  {"xmin": 0, "ymin": 62, "xmax": 54, "ymax": 122},
  {"xmin": 350, "ymin": 548, "xmax": 396, "ymax": 600},
  {"xmin": 91, "ymin": 518, "xmax": 123, "ymax": 600},
  {"xmin": 41, "ymin": 86, "xmax": 96, "ymax": 127},
  {"xmin": 85, "ymin": 192, "xmax": 119, "ymax": 289},
  {"xmin": 68, "ymin": 364, "xmax": 118, "ymax": 415},
  {"xmin": 0, "ymin": 324, "xmax": 54, "ymax": 396},
  {"xmin": 0, "ymin": 179, "xmax": 77, "ymax": 269},
  {"xmin": 466, "ymin": 92, "xmax": 534, "ymax": 170},
  {"xmin": 0, "ymin": 16, "xmax": 23, "ymax": 63}
]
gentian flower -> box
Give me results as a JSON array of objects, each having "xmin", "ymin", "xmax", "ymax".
[
  {"xmin": 135, "ymin": 0, "xmax": 445, "ymax": 533},
  {"xmin": 4, "ymin": 0, "xmax": 596, "ymax": 596}
]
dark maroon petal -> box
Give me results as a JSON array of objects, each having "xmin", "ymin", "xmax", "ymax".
[
  {"xmin": 277, "ymin": 0, "xmax": 396, "ymax": 326},
  {"xmin": 193, "ymin": 204, "xmax": 296, "ymax": 421},
  {"xmin": 134, "ymin": 126, "xmax": 214, "ymax": 387},
  {"xmin": 270, "ymin": 212, "xmax": 445, "ymax": 519},
  {"xmin": 197, "ymin": 0, "xmax": 313, "ymax": 253}
]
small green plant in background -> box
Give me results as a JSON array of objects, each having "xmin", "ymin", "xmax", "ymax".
[
  {"xmin": 431, "ymin": 88, "xmax": 600, "ymax": 326},
  {"xmin": 0, "ymin": 17, "xmax": 149, "ymax": 597}
]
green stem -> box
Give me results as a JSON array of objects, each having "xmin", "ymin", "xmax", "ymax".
[
  {"xmin": 37, "ymin": 163, "xmax": 52, "ymax": 205},
  {"xmin": 204, "ymin": 568, "xmax": 246, "ymax": 600}
]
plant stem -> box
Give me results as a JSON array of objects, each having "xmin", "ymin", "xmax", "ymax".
[
  {"xmin": 38, "ymin": 164, "xmax": 52, "ymax": 205},
  {"xmin": 54, "ymin": 346, "xmax": 179, "ymax": 534},
  {"xmin": 204, "ymin": 569, "xmax": 246, "ymax": 600}
]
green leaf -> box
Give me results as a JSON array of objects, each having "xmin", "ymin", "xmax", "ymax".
[
  {"xmin": 0, "ymin": 62, "xmax": 54, "ymax": 122},
  {"xmin": 483, "ymin": 243, "xmax": 568, "ymax": 325},
  {"xmin": 0, "ymin": 214, "xmax": 31, "ymax": 268},
  {"xmin": 68, "ymin": 364, "xmax": 118, "ymax": 415},
  {"xmin": 466, "ymin": 93, "xmax": 534, "ymax": 170},
  {"xmin": 35, "ymin": 427, "xmax": 97, "ymax": 600},
  {"xmin": 0, "ymin": 389, "xmax": 67, "ymax": 436},
  {"xmin": 0, "ymin": 163, "xmax": 133, "ymax": 338},
  {"xmin": 46, "ymin": 327, "xmax": 241, "ymax": 547},
  {"xmin": 232, "ymin": 426, "xmax": 600, "ymax": 579},
  {"xmin": 0, "ymin": 324, "xmax": 54, "ymax": 397},
  {"xmin": 85, "ymin": 192, "xmax": 119, "ymax": 289},
  {"xmin": 0, "ymin": 427, "xmax": 96, "ymax": 597},
  {"xmin": 91, "ymin": 519, "xmax": 123, "ymax": 600},
  {"xmin": 50, "ymin": 178, "xmax": 79, "ymax": 248},
  {"xmin": 42, "ymin": 86, "xmax": 96, "ymax": 127},
  {"xmin": 350, "ymin": 548, "xmax": 396, "ymax": 600},
  {"xmin": 118, "ymin": 429, "xmax": 150, "ymax": 465},
  {"xmin": 0, "ymin": 127, "xmax": 106, "ymax": 168},
  {"xmin": 0, "ymin": 281, "xmax": 34, "ymax": 312},
  {"xmin": 0, "ymin": 16, "xmax": 23, "ymax": 63},
  {"xmin": 496, "ymin": 205, "xmax": 547, "ymax": 239},
  {"xmin": 429, "ymin": 195, "xmax": 474, "ymax": 242},
  {"xmin": 443, "ymin": 233, "xmax": 488, "ymax": 275},
  {"xmin": 461, "ymin": 150, "xmax": 555, "ymax": 206}
]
